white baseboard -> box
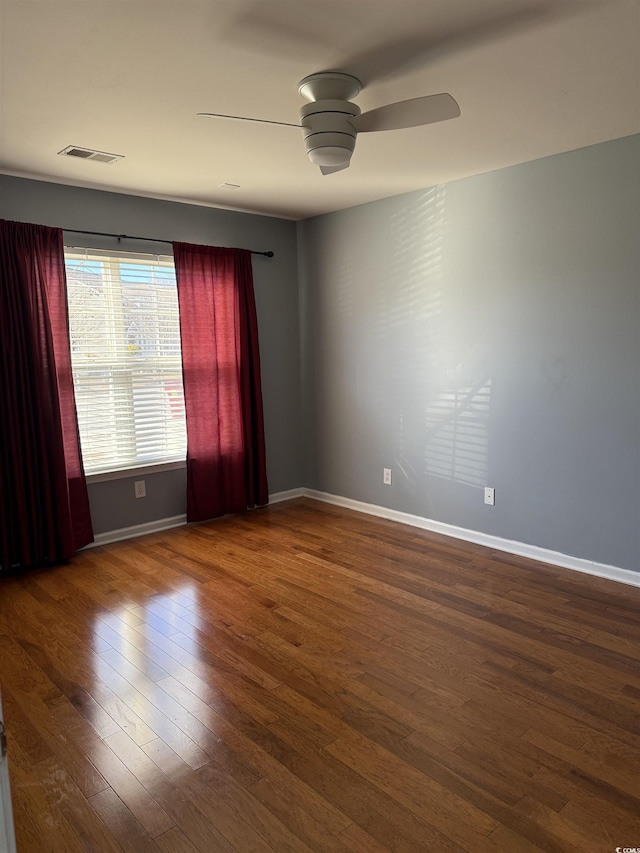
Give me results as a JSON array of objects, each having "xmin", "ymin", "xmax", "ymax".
[
  {"xmin": 86, "ymin": 515, "xmax": 187, "ymax": 548},
  {"xmin": 268, "ymin": 488, "xmax": 305, "ymax": 503},
  {"xmin": 82, "ymin": 487, "xmax": 638, "ymax": 588},
  {"xmin": 84, "ymin": 489, "xmax": 303, "ymax": 548},
  {"xmin": 303, "ymin": 489, "xmax": 640, "ymax": 588}
]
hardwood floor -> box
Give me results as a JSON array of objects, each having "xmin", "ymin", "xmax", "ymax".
[{"xmin": 1, "ymin": 498, "xmax": 639, "ymax": 852}]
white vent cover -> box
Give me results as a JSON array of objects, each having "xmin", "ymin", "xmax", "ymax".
[{"xmin": 58, "ymin": 146, "xmax": 124, "ymax": 164}]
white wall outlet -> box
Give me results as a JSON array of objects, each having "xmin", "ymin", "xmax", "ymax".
[
  {"xmin": 383, "ymin": 468, "xmax": 392, "ymax": 485},
  {"xmin": 484, "ymin": 487, "xmax": 495, "ymax": 506},
  {"xmin": 134, "ymin": 480, "xmax": 146, "ymax": 499}
]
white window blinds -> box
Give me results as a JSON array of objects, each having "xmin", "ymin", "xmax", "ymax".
[{"xmin": 64, "ymin": 249, "xmax": 187, "ymax": 476}]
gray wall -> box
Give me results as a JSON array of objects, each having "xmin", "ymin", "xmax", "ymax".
[
  {"xmin": 3, "ymin": 136, "xmax": 639, "ymax": 571},
  {"xmin": 298, "ymin": 135, "xmax": 640, "ymax": 572},
  {"xmin": 0, "ymin": 175, "xmax": 301, "ymax": 533}
]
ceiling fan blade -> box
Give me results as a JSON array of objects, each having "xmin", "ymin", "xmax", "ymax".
[
  {"xmin": 353, "ymin": 93, "xmax": 460, "ymax": 133},
  {"xmin": 197, "ymin": 113, "xmax": 300, "ymax": 129},
  {"xmin": 320, "ymin": 163, "xmax": 349, "ymax": 176}
]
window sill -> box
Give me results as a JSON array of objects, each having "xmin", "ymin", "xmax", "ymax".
[{"xmin": 86, "ymin": 460, "xmax": 186, "ymax": 484}]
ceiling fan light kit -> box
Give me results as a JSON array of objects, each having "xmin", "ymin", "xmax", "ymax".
[
  {"xmin": 198, "ymin": 70, "xmax": 460, "ymax": 176},
  {"xmin": 307, "ymin": 143, "xmax": 353, "ymax": 168}
]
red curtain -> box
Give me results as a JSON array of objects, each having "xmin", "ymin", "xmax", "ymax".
[
  {"xmin": 0, "ymin": 219, "xmax": 94, "ymax": 569},
  {"xmin": 173, "ymin": 243, "xmax": 268, "ymax": 522}
]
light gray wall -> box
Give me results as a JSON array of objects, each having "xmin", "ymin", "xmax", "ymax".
[
  {"xmin": 0, "ymin": 175, "xmax": 301, "ymax": 534},
  {"xmin": 298, "ymin": 135, "xmax": 640, "ymax": 573}
]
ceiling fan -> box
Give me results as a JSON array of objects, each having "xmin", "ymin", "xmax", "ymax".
[{"xmin": 198, "ymin": 71, "xmax": 460, "ymax": 175}]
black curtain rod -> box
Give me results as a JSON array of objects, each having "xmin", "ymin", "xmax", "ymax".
[{"xmin": 63, "ymin": 228, "xmax": 274, "ymax": 258}]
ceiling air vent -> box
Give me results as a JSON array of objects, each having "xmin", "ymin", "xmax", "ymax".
[{"xmin": 58, "ymin": 146, "xmax": 124, "ymax": 164}]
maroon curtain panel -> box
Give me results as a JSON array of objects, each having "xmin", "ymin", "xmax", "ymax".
[
  {"xmin": 173, "ymin": 243, "xmax": 268, "ymax": 522},
  {"xmin": 0, "ymin": 219, "xmax": 94, "ymax": 569}
]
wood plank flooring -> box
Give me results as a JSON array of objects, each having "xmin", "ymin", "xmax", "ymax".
[{"xmin": 1, "ymin": 497, "xmax": 638, "ymax": 852}]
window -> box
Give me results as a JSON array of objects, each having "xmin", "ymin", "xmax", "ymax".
[{"xmin": 64, "ymin": 249, "xmax": 186, "ymax": 476}]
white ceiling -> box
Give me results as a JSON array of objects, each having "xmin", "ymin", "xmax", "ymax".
[{"xmin": 0, "ymin": 0, "xmax": 638, "ymax": 220}]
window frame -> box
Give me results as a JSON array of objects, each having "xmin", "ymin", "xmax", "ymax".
[{"xmin": 64, "ymin": 246, "xmax": 187, "ymax": 481}]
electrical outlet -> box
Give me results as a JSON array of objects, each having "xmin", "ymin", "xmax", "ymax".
[
  {"xmin": 134, "ymin": 480, "xmax": 146, "ymax": 499},
  {"xmin": 484, "ymin": 487, "xmax": 495, "ymax": 506},
  {"xmin": 383, "ymin": 468, "xmax": 392, "ymax": 485}
]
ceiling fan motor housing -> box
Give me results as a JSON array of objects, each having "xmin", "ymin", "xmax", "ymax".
[{"xmin": 300, "ymin": 99, "xmax": 361, "ymax": 167}]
